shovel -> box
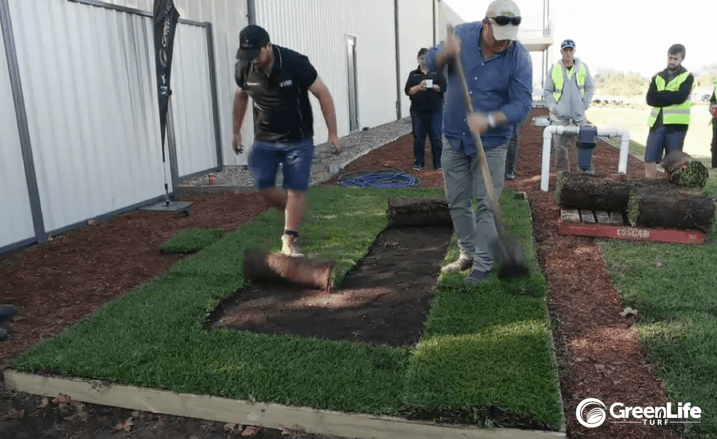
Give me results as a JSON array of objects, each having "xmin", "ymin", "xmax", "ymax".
[{"xmin": 447, "ymin": 25, "xmax": 529, "ymax": 279}]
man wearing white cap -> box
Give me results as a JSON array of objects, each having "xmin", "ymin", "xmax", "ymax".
[
  {"xmin": 543, "ymin": 39, "xmax": 596, "ymax": 173},
  {"xmin": 426, "ymin": 0, "xmax": 532, "ymax": 283}
]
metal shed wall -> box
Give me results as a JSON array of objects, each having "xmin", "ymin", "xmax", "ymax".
[
  {"xmin": 8, "ymin": 0, "xmax": 167, "ymax": 233},
  {"xmin": 171, "ymin": 23, "xmax": 219, "ymax": 177},
  {"xmin": 0, "ymin": 16, "xmax": 34, "ymax": 250},
  {"xmin": 255, "ymin": 0, "xmax": 399, "ymax": 135},
  {"xmin": 2, "ymin": 0, "xmax": 222, "ymax": 249},
  {"xmin": 101, "ymin": 0, "xmax": 249, "ymax": 165},
  {"xmin": 397, "ymin": 0, "xmax": 436, "ymax": 119}
]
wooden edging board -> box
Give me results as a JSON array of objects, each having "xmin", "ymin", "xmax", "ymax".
[
  {"xmin": 4, "ymin": 370, "xmax": 565, "ymax": 439},
  {"xmin": 558, "ymin": 221, "xmax": 706, "ymax": 244}
]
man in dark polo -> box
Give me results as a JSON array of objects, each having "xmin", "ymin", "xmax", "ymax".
[{"xmin": 232, "ymin": 25, "xmax": 340, "ymax": 257}]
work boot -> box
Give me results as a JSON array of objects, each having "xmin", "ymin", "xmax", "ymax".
[
  {"xmin": 281, "ymin": 234, "xmax": 304, "ymax": 257},
  {"xmin": 0, "ymin": 304, "xmax": 16, "ymax": 323},
  {"xmin": 464, "ymin": 269, "xmax": 491, "ymax": 284},
  {"xmin": 441, "ymin": 256, "xmax": 473, "ymax": 273}
]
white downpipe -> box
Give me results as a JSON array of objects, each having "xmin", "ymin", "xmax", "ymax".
[{"xmin": 540, "ymin": 125, "xmax": 631, "ymax": 192}]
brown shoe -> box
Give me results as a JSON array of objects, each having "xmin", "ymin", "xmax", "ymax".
[{"xmin": 441, "ymin": 256, "xmax": 473, "ymax": 272}]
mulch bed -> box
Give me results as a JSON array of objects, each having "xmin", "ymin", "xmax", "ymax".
[{"xmin": 0, "ymin": 109, "xmax": 685, "ymax": 438}]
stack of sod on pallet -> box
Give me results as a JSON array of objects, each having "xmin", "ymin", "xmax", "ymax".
[{"xmin": 557, "ymin": 152, "xmax": 714, "ymax": 233}]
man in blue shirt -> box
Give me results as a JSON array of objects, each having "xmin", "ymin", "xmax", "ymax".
[{"xmin": 427, "ymin": 0, "xmax": 532, "ymax": 283}]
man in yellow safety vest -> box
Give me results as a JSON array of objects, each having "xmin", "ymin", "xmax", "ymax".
[
  {"xmin": 543, "ymin": 39, "xmax": 595, "ymax": 173},
  {"xmin": 645, "ymin": 44, "xmax": 693, "ymax": 178}
]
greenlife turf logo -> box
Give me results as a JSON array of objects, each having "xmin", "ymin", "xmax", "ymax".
[
  {"xmin": 576, "ymin": 398, "xmax": 607, "ymax": 428},
  {"xmin": 577, "ymin": 398, "xmax": 702, "ymax": 428}
]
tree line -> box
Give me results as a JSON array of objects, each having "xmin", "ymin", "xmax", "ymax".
[{"xmin": 594, "ymin": 68, "xmax": 717, "ymax": 98}]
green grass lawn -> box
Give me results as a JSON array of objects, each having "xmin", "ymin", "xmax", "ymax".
[
  {"xmin": 160, "ymin": 228, "xmax": 225, "ymax": 253},
  {"xmin": 598, "ymin": 153, "xmax": 717, "ymax": 438},
  {"xmin": 12, "ymin": 187, "xmax": 563, "ymax": 431}
]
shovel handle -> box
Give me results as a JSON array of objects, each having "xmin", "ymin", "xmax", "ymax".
[{"xmin": 447, "ymin": 25, "xmax": 508, "ymax": 238}]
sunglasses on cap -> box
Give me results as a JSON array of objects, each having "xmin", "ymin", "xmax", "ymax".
[{"xmin": 489, "ymin": 16, "xmax": 521, "ymax": 26}]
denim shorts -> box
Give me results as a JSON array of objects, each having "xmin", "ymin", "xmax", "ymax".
[
  {"xmin": 645, "ymin": 126, "xmax": 687, "ymax": 163},
  {"xmin": 249, "ymin": 138, "xmax": 314, "ymax": 191}
]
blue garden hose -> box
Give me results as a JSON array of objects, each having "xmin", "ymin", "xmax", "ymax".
[{"xmin": 337, "ymin": 169, "xmax": 419, "ymax": 188}]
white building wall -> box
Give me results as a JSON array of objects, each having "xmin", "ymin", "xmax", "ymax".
[
  {"xmin": 8, "ymin": 0, "xmax": 167, "ymax": 233},
  {"xmin": 0, "ymin": 24, "xmax": 35, "ymax": 249},
  {"xmin": 351, "ymin": 0, "xmax": 399, "ymax": 130},
  {"xmin": 102, "ymin": 0, "xmax": 249, "ymax": 165},
  {"xmin": 171, "ymin": 22, "xmax": 219, "ymax": 176},
  {"xmin": 255, "ymin": 0, "xmax": 351, "ymax": 141},
  {"xmin": 254, "ymin": 0, "xmax": 400, "ymax": 136},
  {"xmin": 398, "ymin": 0, "xmax": 435, "ymax": 119}
]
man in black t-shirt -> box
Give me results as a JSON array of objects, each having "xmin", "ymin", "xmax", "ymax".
[
  {"xmin": 232, "ymin": 25, "xmax": 340, "ymax": 257},
  {"xmin": 404, "ymin": 48, "xmax": 445, "ymax": 171}
]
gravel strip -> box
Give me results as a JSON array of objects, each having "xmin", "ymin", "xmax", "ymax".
[{"xmin": 180, "ymin": 118, "xmax": 412, "ymax": 189}]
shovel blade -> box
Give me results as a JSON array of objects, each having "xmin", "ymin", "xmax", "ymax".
[{"xmin": 491, "ymin": 235, "xmax": 530, "ymax": 279}]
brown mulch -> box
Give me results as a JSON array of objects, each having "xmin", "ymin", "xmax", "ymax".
[{"xmin": 0, "ymin": 109, "xmax": 685, "ymax": 438}]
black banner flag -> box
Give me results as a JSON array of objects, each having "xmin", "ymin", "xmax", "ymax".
[{"xmin": 153, "ymin": 0, "xmax": 180, "ymax": 151}]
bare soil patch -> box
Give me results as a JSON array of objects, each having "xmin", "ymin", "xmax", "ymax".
[{"xmin": 211, "ymin": 226, "xmax": 452, "ymax": 347}]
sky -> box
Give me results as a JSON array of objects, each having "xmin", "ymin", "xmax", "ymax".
[{"xmin": 444, "ymin": 0, "xmax": 717, "ymax": 85}]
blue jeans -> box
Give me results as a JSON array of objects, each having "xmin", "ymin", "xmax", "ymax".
[
  {"xmin": 411, "ymin": 109, "xmax": 443, "ymax": 168},
  {"xmin": 645, "ymin": 126, "xmax": 687, "ymax": 163},
  {"xmin": 249, "ymin": 138, "xmax": 314, "ymax": 191},
  {"xmin": 442, "ymin": 137, "xmax": 507, "ymax": 272}
]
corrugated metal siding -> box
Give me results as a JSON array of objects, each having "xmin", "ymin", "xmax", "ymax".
[
  {"xmin": 171, "ymin": 23, "xmax": 218, "ymax": 176},
  {"xmin": 0, "ymin": 22, "xmax": 35, "ymax": 249},
  {"xmin": 102, "ymin": 0, "xmax": 250, "ymax": 165},
  {"xmin": 9, "ymin": 0, "xmax": 166, "ymax": 233},
  {"xmin": 398, "ymin": 0, "xmax": 435, "ymax": 119},
  {"xmin": 256, "ymin": 0, "xmax": 350, "ymax": 139},
  {"xmin": 350, "ymin": 0, "xmax": 399, "ymax": 129},
  {"xmin": 254, "ymin": 0, "xmax": 399, "ymax": 136}
]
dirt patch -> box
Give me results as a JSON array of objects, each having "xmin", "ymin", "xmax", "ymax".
[
  {"xmin": 0, "ymin": 115, "xmax": 686, "ymax": 438},
  {"xmin": 211, "ymin": 226, "xmax": 452, "ymax": 347}
]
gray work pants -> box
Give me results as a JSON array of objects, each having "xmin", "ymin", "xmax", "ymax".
[{"xmin": 442, "ymin": 137, "xmax": 507, "ymax": 272}]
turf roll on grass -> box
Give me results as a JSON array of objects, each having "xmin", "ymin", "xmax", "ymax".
[{"xmin": 243, "ymin": 248, "xmax": 334, "ymax": 291}]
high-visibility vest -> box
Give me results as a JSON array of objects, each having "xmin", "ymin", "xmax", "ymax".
[
  {"xmin": 648, "ymin": 71, "xmax": 692, "ymax": 127},
  {"xmin": 552, "ymin": 63, "xmax": 587, "ymax": 102}
]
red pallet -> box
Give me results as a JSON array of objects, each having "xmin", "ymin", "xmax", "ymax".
[{"xmin": 558, "ymin": 221, "xmax": 706, "ymax": 244}]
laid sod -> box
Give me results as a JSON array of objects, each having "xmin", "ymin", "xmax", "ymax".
[
  {"xmin": 12, "ymin": 187, "xmax": 563, "ymax": 430},
  {"xmin": 599, "ymin": 175, "xmax": 717, "ymax": 438},
  {"xmin": 406, "ymin": 194, "xmax": 562, "ymax": 429},
  {"xmin": 161, "ymin": 228, "xmax": 225, "ymax": 254}
]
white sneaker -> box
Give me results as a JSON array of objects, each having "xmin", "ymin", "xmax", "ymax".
[
  {"xmin": 441, "ymin": 256, "xmax": 473, "ymax": 272},
  {"xmin": 281, "ymin": 234, "xmax": 304, "ymax": 257}
]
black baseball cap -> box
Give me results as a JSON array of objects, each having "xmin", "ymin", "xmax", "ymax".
[{"xmin": 237, "ymin": 25, "xmax": 270, "ymax": 60}]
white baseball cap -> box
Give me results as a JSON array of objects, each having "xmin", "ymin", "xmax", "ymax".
[{"xmin": 485, "ymin": 0, "xmax": 521, "ymax": 41}]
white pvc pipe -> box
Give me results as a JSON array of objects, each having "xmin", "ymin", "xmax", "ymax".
[
  {"xmin": 596, "ymin": 126, "xmax": 631, "ymax": 174},
  {"xmin": 540, "ymin": 124, "xmax": 631, "ymax": 192},
  {"xmin": 541, "ymin": 125, "xmax": 579, "ymax": 191}
]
